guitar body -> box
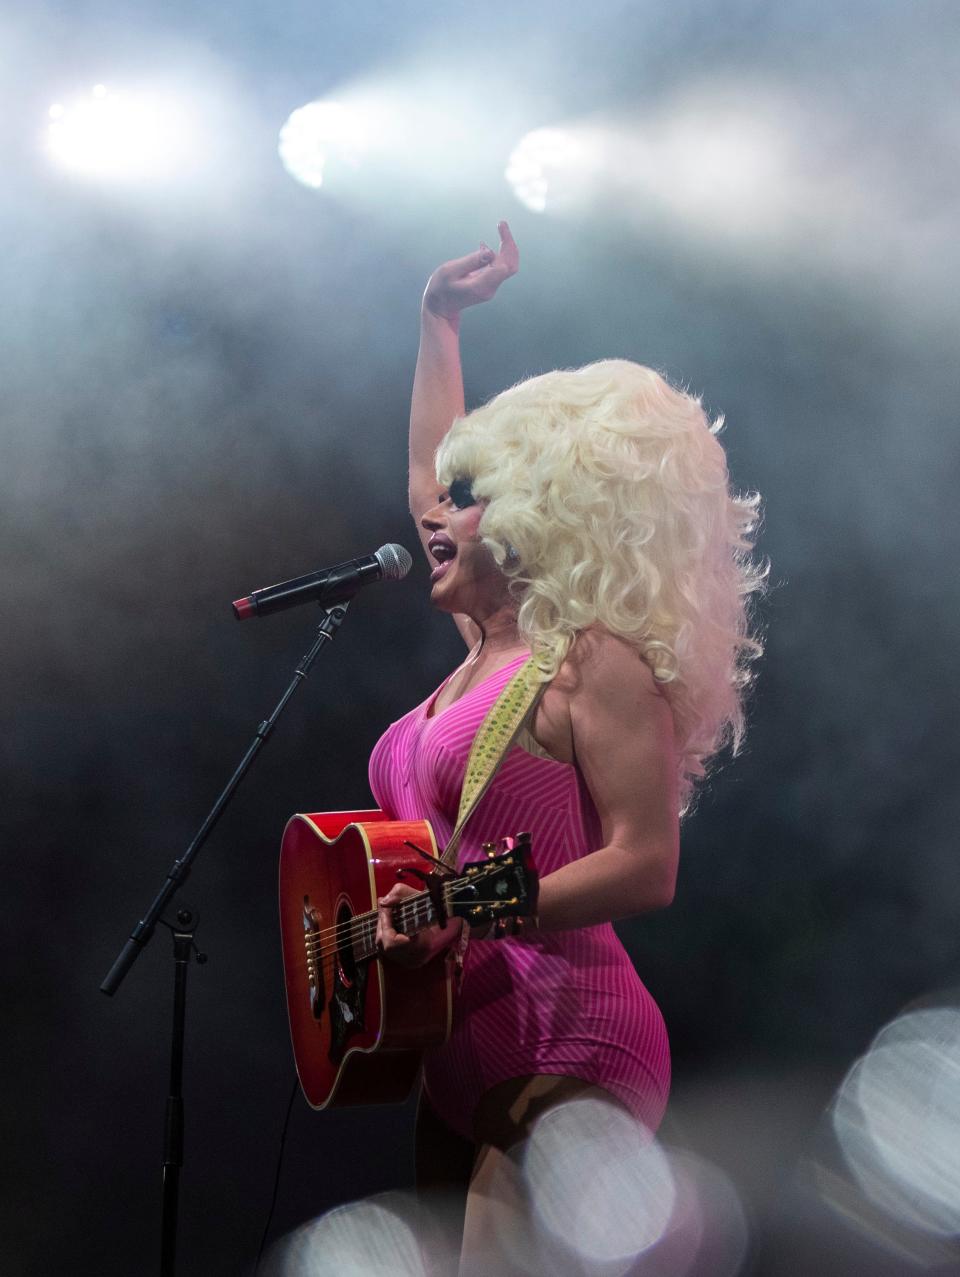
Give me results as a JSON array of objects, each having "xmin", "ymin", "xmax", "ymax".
[{"xmin": 279, "ymin": 810, "xmax": 452, "ymax": 1110}]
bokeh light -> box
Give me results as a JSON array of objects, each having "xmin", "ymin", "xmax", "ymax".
[
  {"xmin": 269, "ymin": 1102, "xmax": 750, "ymax": 1277},
  {"xmin": 523, "ymin": 1096, "xmax": 677, "ymax": 1271},
  {"xmin": 831, "ymin": 1006, "xmax": 960, "ymax": 1237},
  {"xmin": 663, "ymin": 1150, "xmax": 750, "ymax": 1277},
  {"xmin": 277, "ymin": 1192, "xmax": 426, "ymax": 1276}
]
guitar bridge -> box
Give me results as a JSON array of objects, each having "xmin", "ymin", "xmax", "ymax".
[{"xmin": 302, "ymin": 897, "xmax": 325, "ymax": 1022}]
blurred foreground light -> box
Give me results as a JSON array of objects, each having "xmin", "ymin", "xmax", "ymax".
[
  {"xmin": 271, "ymin": 1105, "xmax": 749, "ymax": 1277},
  {"xmin": 276, "ymin": 1191, "xmax": 426, "ymax": 1276},
  {"xmin": 523, "ymin": 1096, "xmax": 676, "ymax": 1272},
  {"xmin": 519, "ymin": 1098, "xmax": 749, "ymax": 1275},
  {"xmin": 832, "ymin": 1006, "xmax": 960, "ymax": 1237},
  {"xmin": 505, "ymin": 126, "xmax": 587, "ymax": 213},
  {"xmin": 46, "ymin": 84, "xmax": 196, "ymax": 181},
  {"xmin": 664, "ymin": 1150, "xmax": 750, "ymax": 1277},
  {"xmin": 278, "ymin": 100, "xmax": 369, "ymax": 190}
]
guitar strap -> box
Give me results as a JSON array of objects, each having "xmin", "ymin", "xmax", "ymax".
[{"xmin": 442, "ymin": 653, "xmax": 551, "ymax": 870}]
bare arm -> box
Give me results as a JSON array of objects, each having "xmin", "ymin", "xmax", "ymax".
[
  {"xmin": 532, "ymin": 633, "xmax": 680, "ymax": 931},
  {"xmin": 408, "ymin": 308, "xmax": 465, "ymax": 501},
  {"xmin": 409, "ymin": 224, "xmax": 519, "ymax": 646}
]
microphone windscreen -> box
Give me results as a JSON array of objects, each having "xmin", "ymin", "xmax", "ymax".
[{"xmin": 375, "ymin": 543, "xmax": 413, "ymax": 581}]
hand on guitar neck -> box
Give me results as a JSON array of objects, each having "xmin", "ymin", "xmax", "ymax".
[{"xmin": 376, "ymin": 882, "xmax": 463, "ymax": 969}]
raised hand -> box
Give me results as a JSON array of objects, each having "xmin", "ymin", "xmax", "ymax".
[{"xmin": 423, "ymin": 221, "xmax": 519, "ymax": 321}]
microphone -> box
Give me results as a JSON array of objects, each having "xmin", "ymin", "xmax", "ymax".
[{"xmin": 232, "ymin": 543, "xmax": 413, "ymax": 620}]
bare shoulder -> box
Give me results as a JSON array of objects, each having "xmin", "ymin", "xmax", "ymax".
[
  {"xmin": 533, "ymin": 629, "xmax": 668, "ymax": 764},
  {"xmin": 559, "ymin": 629, "xmax": 664, "ymax": 709},
  {"xmin": 563, "ymin": 630, "xmax": 678, "ymax": 814}
]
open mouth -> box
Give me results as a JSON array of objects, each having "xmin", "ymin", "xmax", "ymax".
[{"xmin": 429, "ymin": 534, "xmax": 457, "ymax": 582}]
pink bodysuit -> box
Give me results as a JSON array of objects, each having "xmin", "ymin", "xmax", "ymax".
[{"xmin": 368, "ymin": 652, "xmax": 670, "ymax": 1143}]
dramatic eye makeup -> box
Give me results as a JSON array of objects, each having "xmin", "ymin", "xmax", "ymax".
[{"xmin": 447, "ymin": 477, "xmax": 477, "ymax": 509}]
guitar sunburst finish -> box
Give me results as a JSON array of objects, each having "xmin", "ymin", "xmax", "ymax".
[{"xmin": 279, "ymin": 810, "xmax": 452, "ymax": 1109}]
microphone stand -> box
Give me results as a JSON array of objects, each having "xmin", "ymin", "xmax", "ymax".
[{"xmin": 100, "ymin": 602, "xmax": 350, "ymax": 1277}]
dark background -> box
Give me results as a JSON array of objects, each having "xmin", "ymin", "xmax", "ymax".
[{"xmin": 3, "ymin": 2, "xmax": 960, "ymax": 1273}]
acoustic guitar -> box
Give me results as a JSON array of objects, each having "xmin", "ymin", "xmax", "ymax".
[{"xmin": 279, "ymin": 810, "xmax": 537, "ymax": 1109}]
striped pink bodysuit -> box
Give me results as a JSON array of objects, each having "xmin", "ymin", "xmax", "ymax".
[{"xmin": 368, "ymin": 652, "xmax": 670, "ymax": 1143}]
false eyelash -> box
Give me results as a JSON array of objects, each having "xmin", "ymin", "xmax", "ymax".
[{"xmin": 448, "ymin": 477, "xmax": 477, "ymax": 509}]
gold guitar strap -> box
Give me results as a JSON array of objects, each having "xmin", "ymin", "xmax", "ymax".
[{"xmin": 442, "ymin": 654, "xmax": 550, "ymax": 870}]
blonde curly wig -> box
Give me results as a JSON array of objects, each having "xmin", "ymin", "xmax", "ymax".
[{"xmin": 435, "ymin": 359, "xmax": 765, "ymax": 812}]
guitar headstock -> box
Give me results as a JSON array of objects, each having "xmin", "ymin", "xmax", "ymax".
[{"xmin": 447, "ymin": 832, "xmax": 539, "ymax": 927}]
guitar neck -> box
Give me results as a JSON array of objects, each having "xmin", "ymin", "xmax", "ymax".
[
  {"xmin": 345, "ymin": 840, "xmax": 534, "ymax": 964},
  {"xmin": 352, "ymin": 888, "xmax": 440, "ymax": 963}
]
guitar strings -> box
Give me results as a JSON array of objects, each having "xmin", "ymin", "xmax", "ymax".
[
  {"xmin": 299, "ymin": 857, "xmax": 523, "ymax": 966},
  {"xmin": 302, "ymin": 898, "xmax": 490, "ymax": 969},
  {"xmin": 299, "ymin": 893, "xmax": 447, "ymax": 965},
  {"xmin": 298, "ymin": 850, "xmax": 518, "ymax": 949},
  {"xmin": 295, "ymin": 868, "xmax": 474, "ymax": 949},
  {"xmin": 296, "ymin": 853, "xmax": 515, "ymax": 951},
  {"xmin": 300, "ymin": 891, "xmax": 434, "ymax": 943},
  {"xmin": 299, "ymin": 885, "xmax": 446, "ymax": 947},
  {"xmin": 302, "ymin": 899, "xmax": 443, "ymax": 966},
  {"xmin": 299, "ymin": 882, "xmax": 464, "ymax": 976},
  {"xmin": 295, "ymin": 858, "xmax": 520, "ymax": 968}
]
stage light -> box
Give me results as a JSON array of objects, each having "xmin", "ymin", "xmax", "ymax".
[
  {"xmin": 45, "ymin": 84, "xmax": 196, "ymax": 182},
  {"xmin": 503, "ymin": 93, "xmax": 798, "ymax": 242},
  {"xmin": 831, "ymin": 1006, "xmax": 960, "ymax": 1237},
  {"xmin": 505, "ymin": 126, "xmax": 585, "ymax": 213},
  {"xmin": 642, "ymin": 107, "xmax": 790, "ymax": 239},
  {"xmin": 278, "ymin": 100, "xmax": 371, "ymax": 191}
]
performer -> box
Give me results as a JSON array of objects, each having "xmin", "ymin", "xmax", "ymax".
[{"xmin": 372, "ymin": 222, "xmax": 763, "ymax": 1267}]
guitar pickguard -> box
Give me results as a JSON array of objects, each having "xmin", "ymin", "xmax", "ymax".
[{"xmin": 328, "ymin": 900, "xmax": 367, "ymax": 1060}]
